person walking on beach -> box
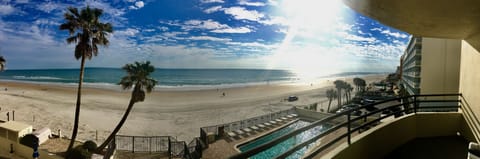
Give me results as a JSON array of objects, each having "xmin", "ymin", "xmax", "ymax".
[{"xmin": 222, "ymin": 92, "xmax": 225, "ymax": 97}]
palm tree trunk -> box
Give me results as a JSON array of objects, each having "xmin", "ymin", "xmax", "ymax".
[
  {"xmin": 96, "ymin": 88, "xmax": 137, "ymax": 152},
  {"xmin": 68, "ymin": 55, "xmax": 86, "ymax": 151},
  {"xmin": 337, "ymin": 89, "xmax": 342, "ymax": 107},
  {"xmin": 327, "ymin": 99, "xmax": 332, "ymax": 112}
]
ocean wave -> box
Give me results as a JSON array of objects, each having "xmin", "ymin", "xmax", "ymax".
[{"xmin": 13, "ymin": 76, "xmax": 64, "ymax": 80}]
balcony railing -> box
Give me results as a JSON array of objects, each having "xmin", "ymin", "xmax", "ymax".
[{"xmin": 229, "ymin": 94, "xmax": 464, "ymax": 159}]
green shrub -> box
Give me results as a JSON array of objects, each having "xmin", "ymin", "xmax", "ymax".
[
  {"xmin": 82, "ymin": 140, "xmax": 97, "ymax": 152},
  {"xmin": 19, "ymin": 134, "xmax": 38, "ymax": 148},
  {"xmin": 66, "ymin": 146, "xmax": 92, "ymax": 159}
]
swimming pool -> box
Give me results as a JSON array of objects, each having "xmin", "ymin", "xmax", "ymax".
[{"xmin": 238, "ymin": 120, "xmax": 327, "ymax": 159}]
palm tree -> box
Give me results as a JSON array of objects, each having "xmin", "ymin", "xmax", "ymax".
[
  {"xmin": 333, "ymin": 80, "xmax": 345, "ymax": 107},
  {"xmin": 0, "ymin": 56, "xmax": 5, "ymax": 71},
  {"xmin": 345, "ymin": 83, "xmax": 353, "ymax": 103},
  {"xmin": 326, "ymin": 89, "xmax": 337, "ymax": 112},
  {"xmin": 353, "ymin": 77, "xmax": 361, "ymax": 91},
  {"xmin": 60, "ymin": 6, "xmax": 113, "ymax": 151},
  {"xmin": 96, "ymin": 61, "xmax": 157, "ymax": 152}
]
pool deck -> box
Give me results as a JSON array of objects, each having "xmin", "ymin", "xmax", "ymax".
[{"xmin": 202, "ymin": 119, "xmax": 300, "ymax": 159}]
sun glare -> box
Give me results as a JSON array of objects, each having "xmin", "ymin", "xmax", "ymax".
[
  {"xmin": 269, "ymin": 0, "xmax": 345, "ymax": 78},
  {"xmin": 282, "ymin": 0, "xmax": 344, "ymax": 29}
]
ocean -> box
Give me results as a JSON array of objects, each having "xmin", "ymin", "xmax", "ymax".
[{"xmin": 0, "ymin": 68, "xmax": 385, "ymax": 90}]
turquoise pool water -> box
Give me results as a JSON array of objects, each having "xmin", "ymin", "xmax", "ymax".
[{"xmin": 238, "ymin": 120, "xmax": 327, "ymax": 159}]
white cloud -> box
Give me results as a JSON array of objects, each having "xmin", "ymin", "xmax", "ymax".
[
  {"xmin": 129, "ymin": 1, "xmax": 145, "ymax": 10},
  {"xmin": 34, "ymin": 19, "xmax": 60, "ymax": 26},
  {"xmin": 143, "ymin": 29, "xmax": 155, "ymax": 32},
  {"xmin": 115, "ymin": 28, "xmax": 140, "ymax": 36},
  {"xmin": 157, "ymin": 27, "xmax": 168, "ymax": 32},
  {"xmin": 381, "ymin": 29, "xmax": 408, "ymax": 38},
  {"xmin": 238, "ymin": 0, "xmax": 266, "ymax": 6},
  {"xmin": 171, "ymin": 19, "xmax": 252, "ymax": 33},
  {"xmin": 0, "ymin": 4, "xmax": 15, "ymax": 15},
  {"xmin": 183, "ymin": 19, "xmax": 228, "ymax": 30},
  {"xmin": 370, "ymin": 28, "xmax": 382, "ymax": 32},
  {"xmin": 85, "ymin": 0, "xmax": 126, "ymax": 16},
  {"xmin": 223, "ymin": 7, "xmax": 264, "ymax": 21},
  {"xmin": 227, "ymin": 41, "xmax": 278, "ymax": 49},
  {"xmin": 267, "ymin": 0, "xmax": 279, "ymax": 6},
  {"xmin": 37, "ymin": 2, "xmax": 61, "ymax": 13},
  {"xmin": 211, "ymin": 27, "xmax": 251, "ymax": 33},
  {"xmin": 204, "ymin": 6, "xmax": 222, "ymax": 14},
  {"xmin": 260, "ymin": 16, "xmax": 288, "ymax": 26},
  {"xmin": 15, "ymin": 0, "xmax": 29, "ymax": 3},
  {"xmin": 200, "ymin": 0, "xmax": 224, "ymax": 3},
  {"xmin": 163, "ymin": 31, "xmax": 187, "ymax": 38},
  {"xmin": 135, "ymin": 1, "xmax": 144, "ymax": 8},
  {"xmin": 186, "ymin": 36, "xmax": 232, "ymax": 42}
]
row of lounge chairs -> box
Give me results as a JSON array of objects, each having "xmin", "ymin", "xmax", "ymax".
[{"xmin": 226, "ymin": 114, "xmax": 298, "ymax": 139}]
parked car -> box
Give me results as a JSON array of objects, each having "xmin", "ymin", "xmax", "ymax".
[
  {"xmin": 287, "ymin": 96, "xmax": 298, "ymax": 102},
  {"xmin": 336, "ymin": 104, "xmax": 361, "ymax": 114}
]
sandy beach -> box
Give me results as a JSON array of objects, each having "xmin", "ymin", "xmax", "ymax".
[{"xmin": 0, "ymin": 75, "xmax": 385, "ymax": 145}]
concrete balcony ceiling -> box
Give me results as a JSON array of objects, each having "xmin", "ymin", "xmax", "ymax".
[{"xmin": 342, "ymin": 0, "xmax": 480, "ymax": 50}]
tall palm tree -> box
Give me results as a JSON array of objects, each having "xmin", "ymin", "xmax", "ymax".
[
  {"xmin": 0, "ymin": 56, "xmax": 5, "ymax": 71},
  {"xmin": 60, "ymin": 6, "xmax": 113, "ymax": 151},
  {"xmin": 333, "ymin": 80, "xmax": 345, "ymax": 107},
  {"xmin": 96, "ymin": 61, "xmax": 157, "ymax": 152},
  {"xmin": 353, "ymin": 77, "xmax": 361, "ymax": 91},
  {"xmin": 326, "ymin": 89, "xmax": 337, "ymax": 112},
  {"xmin": 345, "ymin": 83, "xmax": 353, "ymax": 104}
]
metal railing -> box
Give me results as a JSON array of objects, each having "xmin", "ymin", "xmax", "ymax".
[
  {"xmin": 114, "ymin": 135, "xmax": 202, "ymax": 159},
  {"xmin": 229, "ymin": 94, "xmax": 462, "ymax": 159}
]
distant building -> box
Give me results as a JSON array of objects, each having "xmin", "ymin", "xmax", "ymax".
[{"xmin": 401, "ymin": 36, "xmax": 461, "ymax": 95}]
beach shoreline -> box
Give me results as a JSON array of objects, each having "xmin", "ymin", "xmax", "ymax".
[{"xmin": 0, "ymin": 74, "xmax": 386, "ymax": 146}]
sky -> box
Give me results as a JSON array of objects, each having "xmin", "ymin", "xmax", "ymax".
[{"xmin": 0, "ymin": 0, "xmax": 410, "ymax": 75}]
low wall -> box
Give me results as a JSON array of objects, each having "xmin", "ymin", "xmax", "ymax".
[
  {"xmin": 327, "ymin": 112, "xmax": 472, "ymax": 159},
  {"xmin": 0, "ymin": 136, "xmax": 62, "ymax": 159},
  {"xmin": 295, "ymin": 108, "xmax": 332, "ymax": 121}
]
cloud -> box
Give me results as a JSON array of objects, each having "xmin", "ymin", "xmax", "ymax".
[
  {"xmin": 36, "ymin": 2, "xmax": 63, "ymax": 13},
  {"xmin": 211, "ymin": 27, "xmax": 251, "ymax": 33},
  {"xmin": 238, "ymin": 0, "xmax": 266, "ymax": 6},
  {"xmin": 183, "ymin": 19, "xmax": 229, "ymax": 30},
  {"xmin": 260, "ymin": 16, "xmax": 288, "ymax": 26},
  {"xmin": 200, "ymin": 0, "xmax": 224, "ymax": 3},
  {"xmin": 370, "ymin": 28, "xmax": 382, "ymax": 32},
  {"xmin": 34, "ymin": 19, "xmax": 60, "ymax": 26},
  {"xmin": 129, "ymin": 1, "xmax": 145, "ymax": 10},
  {"xmin": 381, "ymin": 29, "xmax": 408, "ymax": 38},
  {"xmin": 115, "ymin": 28, "xmax": 140, "ymax": 36},
  {"xmin": 135, "ymin": 1, "xmax": 144, "ymax": 8},
  {"xmin": 223, "ymin": 7, "xmax": 264, "ymax": 21},
  {"xmin": 186, "ymin": 36, "xmax": 232, "ymax": 42},
  {"xmin": 15, "ymin": 0, "xmax": 29, "ymax": 3},
  {"xmin": 227, "ymin": 41, "xmax": 278, "ymax": 49},
  {"xmin": 85, "ymin": 0, "xmax": 126, "ymax": 17},
  {"xmin": 0, "ymin": 4, "xmax": 15, "ymax": 15},
  {"xmin": 204, "ymin": 6, "xmax": 222, "ymax": 14},
  {"xmin": 166, "ymin": 19, "xmax": 253, "ymax": 33},
  {"xmin": 339, "ymin": 32, "xmax": 377, "ymax": 43}
]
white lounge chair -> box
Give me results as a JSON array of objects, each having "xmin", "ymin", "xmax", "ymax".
[
  {"xmin": 264, "ymin": 122, "xmax": 272, "ymax": 126},
  {"xmin": 235, "ymin": 129, "xmax": 245, "ymax": 135},
  {"xmin": 242, "ymin": 128, "xmax": 252, "ymax": 133},
  {"xmin": 250, "ymin": 125, "xmax": 260, "ymax": 131},
  {"xmin": 257, "ymin": 123, "xmax": 266, "ymax": 128},
  {"xmin": 227, "ymin": 131, "xmax": 237, "ymax": 138}
]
